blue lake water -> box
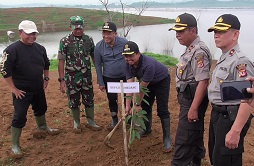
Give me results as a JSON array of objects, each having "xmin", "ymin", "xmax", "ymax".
[{"xmin": 0, "ymin": 8, "xmax": 253, "ymax": 61}]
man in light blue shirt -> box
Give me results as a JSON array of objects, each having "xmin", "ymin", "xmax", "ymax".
[{"xmin": 94, "ymin": 22, "xmax": 127, "ymax": 130}]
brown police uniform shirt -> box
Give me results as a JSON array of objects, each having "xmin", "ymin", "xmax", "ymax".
[
  {"xmin": 208, "ymin": 44, "xmax": 254, "ymax": 105},
  {"xmin": 176, "ymin": 36, "xmax": 212, "ymax": 87}
]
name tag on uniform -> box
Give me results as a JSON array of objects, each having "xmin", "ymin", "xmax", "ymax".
[{"xmin": 219, "ymin": 67, "xmax": 227, "ymax": 71}]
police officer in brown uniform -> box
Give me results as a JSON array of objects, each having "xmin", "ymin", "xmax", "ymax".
[
  {"xmin": 208, "ymin": 14, "xmax": 254, "ymax": 166},
  {"xmin": 169, "ymin": 13, "xmax": 212, "ymax": 166}
]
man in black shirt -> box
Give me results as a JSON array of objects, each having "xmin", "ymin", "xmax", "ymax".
[{"xmin": 0, "ymin": 20, "xmax": 59, "ymax": 158}]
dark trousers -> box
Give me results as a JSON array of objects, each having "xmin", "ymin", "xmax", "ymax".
[
  {"xmin": 103, "ymin": 76, "xmax": 126, "ymax": 114},
  {"xmin": 171, "ymin": 92, "xmax": 208, "ymax": 166},
  {"xmin": 12, "ymin": 89, "xmax": 47, "ymax": 128},
  {"xmin": 208, "ymin": 105, "xmax": 253, "ymax": 166},
  {"xmin": 142, "ymin": 75, "xmax": 170, "ymax": 119}
]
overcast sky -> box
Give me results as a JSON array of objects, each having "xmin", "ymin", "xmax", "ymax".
[{"xmin": 1, "ymin": 0, "xmax": 187, "ymax": 6}]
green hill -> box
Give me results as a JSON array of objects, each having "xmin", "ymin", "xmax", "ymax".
[{"xmin": 0, "ymin": 7, "xmax": 174, "ymax": 42}]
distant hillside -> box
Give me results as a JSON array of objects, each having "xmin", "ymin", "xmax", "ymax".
[{"xmin": 0, "ymin": 7, "xmax": 173, "ymax": 42}]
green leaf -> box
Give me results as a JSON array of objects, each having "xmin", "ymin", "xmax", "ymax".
[
  {"xmin": 129, "ymin": 129, "xmax": 136, "ymax": 144},
  {"xmin": 126, "ymin": 115, "xmax": 132, "ymax": 123},
  {"xmin": 142, "ymin": 99, "xmax": 150, "ymax": 106},
  {"xmin": 135, "ymin": 131, "xmax": 141, "ymax": 139},
  {"xmin": 125, "ymin": 96, "xmax": 133, "ymax": 99},
  {"xmin": 138, "ymin": 113, "xmax": 148, "ymax": 122},
  {"xmin": 138, "ymin": 110, "xmax": 147, "ymax": 115},
  {"xmin": 136, "ymin": 118, "xmax": 146, "ymax": 130}
]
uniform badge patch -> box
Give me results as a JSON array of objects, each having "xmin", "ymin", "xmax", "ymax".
[
  {"xmin": 236, "ymin": 64, "xmax": 247, "ymax": 77},
  {"xmin": 195, "ymin": 53, "xmax": 204, "ymax": 68}
]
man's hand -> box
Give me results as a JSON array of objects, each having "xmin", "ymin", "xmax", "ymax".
[
  {"xmin": 43, "ymin": 80, "xmax": 49, "ymax": 89},
  {"xmin": 125, "ymin": 105, "xmax": 132, "ymax": 115},
  {"xmin": 99, "ymin": 86, "xmax": 106, "ymax": 92},
  {"xmin": 188, "ymin": 107, "xmax": 199, "ymax": 123},
  {"xmin": 11, "ymin": 87, "xmax": 26, "ymax": 99},
  {"xmin": 60, "ymin": 81, "xmax": 66, "ymax": 93},
  {"xmin": 134, "ymin": 105, "xmax": 142, "ymax": 112},
  {"xmin": 241, "ymin": 77, "xmax": 254, "ymax": 107},
  {"xmin": 225, "ymin": 130, "xmax": 240, "ymax": 149}
]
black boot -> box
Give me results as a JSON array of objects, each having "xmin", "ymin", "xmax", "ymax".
[
  {"xmin": 107, "ymin": 111, "xmax": 118, "ymax": 131},
  {"xmin": 160, "ymin": 118, "xmax": 172, "ymax": 152},
  {"xmin": 139, "ymin": 111, "xmax": 152, "ymax": 137}
]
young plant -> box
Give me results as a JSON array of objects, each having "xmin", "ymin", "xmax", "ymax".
[{"xmin": 126, "ymin": 85, "xmax": 150, "ymax": 147}]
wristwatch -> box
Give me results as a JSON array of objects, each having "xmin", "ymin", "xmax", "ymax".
[
  {"xmin": 58, "ymin": 78, "xmax": 65, "ymax": 82},
  {"xmin": 44, "ymin": 77, "xmax": 50, "ymax": 81}
]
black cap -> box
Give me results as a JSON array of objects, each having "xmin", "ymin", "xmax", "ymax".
[
  {"xmin": 100, "ymin": 22, "xmax": 117, "ymax": 32},
  {"xmin": 122, "ymin": 41, "xmax": 139, "ymax": 55},
  {"xmin": 168, "ymin": 13, "xmax": 197, "ymax": 31},
  {"xmin": 208, "ymin": 14, "xmax": 240, "ymax": 32}
]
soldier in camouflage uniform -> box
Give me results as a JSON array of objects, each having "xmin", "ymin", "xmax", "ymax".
[{"xmin": 58, "ymin": 16, "xmax": 101, "ymax": 133}]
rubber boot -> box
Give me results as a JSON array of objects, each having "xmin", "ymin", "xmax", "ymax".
[
  {"xmin": 85, "ymin": 107, "xmax": 102, "ymax": 131},
  {"xmin": 34, "ymin": 115, "xmax": 60, "ymax": 138},
  {"xmin": 107, "ymin": 111, "xmax": 118, "ymax": 131},
  {"xmin": 71, "ymin": 108, "xmax": 85, "ymax": 133},
  {"xmin": 160, "ymin": 117, "xmax": 172, "ymax": 153},
  {"xmin": 11, "ymin": 127, "xmax": 23, "ymax": 158},
  {"xmin": 139, "ymin": 111, "xmax": 152, "ymax": 137}
]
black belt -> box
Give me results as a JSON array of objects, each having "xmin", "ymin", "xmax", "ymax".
[
  {"xmin": 211, "ymin": 103, "xmax": 239, "ymax": 112},
  {"xmin": 211, "ymin": 104, "xmax": 228, "ymax": 110}
]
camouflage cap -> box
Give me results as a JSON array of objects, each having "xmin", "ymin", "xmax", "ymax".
[{"xmin": 70, "ymin": 16, "xmax": 84, "ymax": 29}]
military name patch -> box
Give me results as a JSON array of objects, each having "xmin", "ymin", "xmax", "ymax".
[{"xmin": 236, "ymin": 63, "xmax": 247, "ymax": 78}]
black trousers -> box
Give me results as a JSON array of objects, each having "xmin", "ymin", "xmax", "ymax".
[
  {"xmin": 142, "ymin": 75, "xmax": 171, "ymax": 119},
  {"xmin": 171, "ymin": 92, "xmax": 208, "ymax": 166},
  {"xmin": 12, "ymin": 89, "xmax": 47, "ymax": 128},
  {"xmin": 208, "ymin": 104, "xmax": 253, "ymax": 166},
  {"xmin": 103, "ymin": 76, "xmax": 126, "ymax": 114}
]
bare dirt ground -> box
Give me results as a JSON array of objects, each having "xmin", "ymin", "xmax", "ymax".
[{"xmin": 0, "ymin": 64, "xmax": 254, "ymax": 166}]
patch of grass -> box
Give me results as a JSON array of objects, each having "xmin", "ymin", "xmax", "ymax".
[
  {"xmin": 144, "ymin": 52, "xmax": 178, "ymax": 67},
  {"xmin": 49, "ymin": 59, "xmax": 58, "ymax": 71},
  {"xmin": 49, "ymin": 53, "xmax": 178, "ymax": 71}
]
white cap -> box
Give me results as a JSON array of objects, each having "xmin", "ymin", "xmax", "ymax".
[{"xmin": 18, "ymin": 20, "xmax": 39, "ymax": 34}]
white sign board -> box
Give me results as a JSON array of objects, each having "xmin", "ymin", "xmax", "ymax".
[{"xmin": 107, "ymin": 82, "xmax": 140, "ymax": 93}]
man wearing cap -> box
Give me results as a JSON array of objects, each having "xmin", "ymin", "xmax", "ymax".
[
  {"xmin": 123, "ymin": 41, "xmax": 172, "ymax": 153},
  {"xmin": 207, "ymin": 14, "xmax": 254, "ymax": 166},
  {"xmin": 0, "ymin": 20, "xmax": 59, "ymax": 158},
  {"xmin": 94, "ymin": 22, "xmax": 127, "ymax": 130},
  {"xmin": 58, "ymin": 16, "xmax": 101, "ymax": 133},
  {"xmin": 169, "ymin": 13, "xmax": 212, "ymax": 166}
]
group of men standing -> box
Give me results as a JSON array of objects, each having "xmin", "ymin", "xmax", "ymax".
[
  {"xmin": 169, "ymin": 13, "xmax": 254, "ymax": 166},
  {"xmin": 0, "ymin": 11, "xmax": 253, "ymax": 166}
]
